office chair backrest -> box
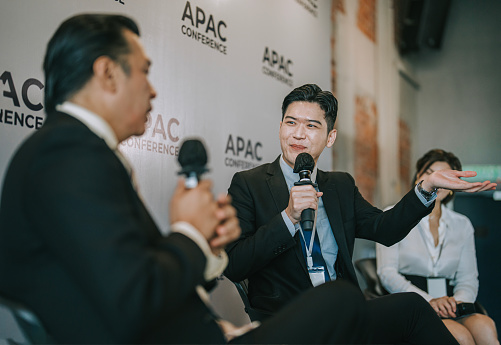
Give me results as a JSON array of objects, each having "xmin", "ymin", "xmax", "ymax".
[
  {"xmin": 354, "ymin": 257, "xmax": 388, "ymax": 298},
  {"xmin": 354, "ymin": 257, "xmax": 489, "ymax": 316},
  {"xmin": 233, "ymin": 280, "xmax": 271, "ymax": 322},
  {"xmin": 0, "ymin": 295, "xmax": 54, "ymax": 345}
]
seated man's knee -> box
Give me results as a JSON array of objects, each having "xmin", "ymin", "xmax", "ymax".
[
  {"xmin": 393, "ymin": 292, "xmax": 430, "ymax": 310},
  {"xmin": 315, "ymin": 280, "xmax": 366, "ymax": 313}
]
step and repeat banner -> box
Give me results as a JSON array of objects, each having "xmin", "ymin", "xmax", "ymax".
[{"xmin": 0, "ymin": 0, "xmax": 331, "ymax": 324}]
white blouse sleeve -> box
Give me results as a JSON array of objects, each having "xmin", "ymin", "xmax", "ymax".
[
  {"xmin": 451, "ymin": 219, "xmax": 479, "ymax": 303},
  {"xmin": 376, "ymin": 241, "xmax": 434, "ymax": 302}
]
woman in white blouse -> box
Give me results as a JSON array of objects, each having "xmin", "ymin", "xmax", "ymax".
[{"xmin": 376, "ymin": 149, "xmax": 498, "ymax": 345}]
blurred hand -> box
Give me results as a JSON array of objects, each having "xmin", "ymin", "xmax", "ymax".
[
  {"xmin": 170, "ymin": 179, "xmax": 218, "ymax": 241},
  {"xmin": 209, "ymin": 193, "xmax": 241, "ymax": 254},
  {"xmin": 217, "ymin": 319, "xmax": 260, "ymax": 342},
  {"xmin": 285, "ymin": 185, "xmax": 323, "ymax": 224},
  {"xmin": 429, "ymin": 296, "xmax": 457, "ymax": 318},
  {"xmin": 421, "ymin": 169, "xmax": 497, "ymax": 193}
]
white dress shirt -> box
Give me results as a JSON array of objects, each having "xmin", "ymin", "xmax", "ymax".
[
  {"xmin": 278, "ymin": 155, "xmax": 339, "ymax": 280},
  {"xmin": 376, "ymin": 204, "xmax": 478, "ymax": 303}
]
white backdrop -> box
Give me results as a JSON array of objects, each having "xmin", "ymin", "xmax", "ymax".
[{"xmin": 0, "ymin": 0, "xmax": 332, "ymax": 324}]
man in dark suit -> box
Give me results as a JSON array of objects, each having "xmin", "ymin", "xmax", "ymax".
[
  {"xmin": 0, "ymin": 15, "xmax": 379, "ymax": 344},
  {"xmin": 225, "ymin": 84, "xmax": 496, "ymax": 344}
]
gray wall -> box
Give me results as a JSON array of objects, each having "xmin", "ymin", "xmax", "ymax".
[{"xmin": 408, "ymin": 0, "xmax": 501, "ymax": 165}]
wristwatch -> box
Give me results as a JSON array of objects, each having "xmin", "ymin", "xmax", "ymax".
[{"xmin": 416, "ymin": 180, "xmax": 438, "ymax": 202}]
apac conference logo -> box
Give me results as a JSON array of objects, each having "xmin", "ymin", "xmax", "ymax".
[
  {"xmin": 181, "ymin": 1, "xmax": 228, "ymax": 55},
  {"xmin": 262, "ymin": 47, "xmax": 293, "ymax": 87},
  {"xmin": 224, "ymin": 134, "xmax": 262, "ymax": 170},
  {"xmin": 121, "ymin": 114, "xmax": 181, "ymax": 156},
  {"xmin": 296, "ymin": 0, "xmax": 319, "ymax": 17},
  {"xmin": 0, "ymin": 71, "xmax": 45, "ymax": 130}
]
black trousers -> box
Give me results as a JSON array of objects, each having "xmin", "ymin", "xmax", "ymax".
[
  {"xmin": 232, "ymin": 280, "xmax": 369, "ymax": 344},
  {"xmin": 367, "ymin": 292, "xmax": 459, "ymax": 345},
  {"xmin": 232, "ymin": 280, "xmax": 458, "ymax": 344}
]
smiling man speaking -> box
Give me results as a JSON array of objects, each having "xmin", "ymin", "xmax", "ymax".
[{"xmin": 225, "ymin": 83, "xmax": 496, "ymax": 345}]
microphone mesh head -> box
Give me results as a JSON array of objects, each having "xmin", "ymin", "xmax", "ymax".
[
  {"xmin": 178, "ymin": 139, "xmax": 208, "ymax": 175},
  {"xmin": 293, "ymin": 153, "xmax": 315, "ymax": 173}
]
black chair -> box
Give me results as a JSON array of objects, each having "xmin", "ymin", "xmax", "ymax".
[
  {"xmin": 233, "ymin": 280, "xmax": 272, "ymax": 322},
  {"xmin": 354, "ymin": 257, "xmax": 488, "ymax": 315},
  {"xmin": 0, "ymin": 295, "xmax": 54, "ymax": 344},
  {"xmin": 354, "ymin": 257, "xmax": 388, "ymax": 299}
]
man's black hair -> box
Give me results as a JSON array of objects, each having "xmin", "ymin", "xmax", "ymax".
[
  {"xmin": 281, "ymin": 84, "xmax": 338, "ymax": 132},
  {"xmin": 43, "ymin": 14, "xmax": 140, "ymax": 112}
]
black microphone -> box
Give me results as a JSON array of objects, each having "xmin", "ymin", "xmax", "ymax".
[
  {"xmin": 293, "ymin": 153, "xmax": 317, "ymax": 231},
  {"xmin": 177, "ymin": 138, "xmax": 209, "ymax": 188}
]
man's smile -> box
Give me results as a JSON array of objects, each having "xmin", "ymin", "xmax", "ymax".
[{"xmin": 290, "ymin": 144, "xmax": 307, "ymax": 150}]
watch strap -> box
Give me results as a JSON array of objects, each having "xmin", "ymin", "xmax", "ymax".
[{"xmin": 416, "ymin": 180, "xmax": 438, "ymax": 201}]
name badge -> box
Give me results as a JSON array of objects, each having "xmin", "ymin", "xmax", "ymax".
[
  {"xmin": 308, "ymin": 266, "xmax": 326, "ymax": 287},
  {"xmin": 427, "ymin": 277, "xmax": 447, "ymax": 298}
]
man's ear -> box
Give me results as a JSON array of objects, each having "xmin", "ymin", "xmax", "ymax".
[
  {"xmin": 326, "ymin": 128, "xmax": 337, "ymax": 148},
  {"xmin": 93, "ymin": 56, "xmax": 119, "ymax": 93}
]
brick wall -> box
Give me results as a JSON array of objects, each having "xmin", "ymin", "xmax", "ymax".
[
  {"xmin": 334, "ymin": 0, "xmax": 345, "ymax": 14},
  {"xmin": 330, "ymin": 36, "xmax": 337, "ymax": 96},
  {"xmin": 354, "ymin": 95, "xmax": 378, "ymax": 203},
  {"xmin": 330, "ymin": 0, "xmax": 345, "ymax": 96},
  {"xmin": 330, "ymin": 0, "xmax": 345, "ymax": 166},
  {"xmin": 357, "ymin": 0, "xmax": 376, "ymax": 42},
  {"xmin": 331, "ymin": 0, "xmax": 382, "ymax": 201},
  {"xmin": 399, "ymin": 118, "xmax": 412, "ymax": 189}
]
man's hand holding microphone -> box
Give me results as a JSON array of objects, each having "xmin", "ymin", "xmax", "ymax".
[
  {"xmin": 285, "ymin": 153, "xmax": 321, "ymax": 230},
  {"xmin": 170, "ymin": 139, "xmax": 240, "ymax": 255}
]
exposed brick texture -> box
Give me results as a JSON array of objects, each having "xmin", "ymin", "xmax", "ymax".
[
  {"xmin": 330, "ymin": 0, "xmax": 343, "ymax": 166},
  {"xmin": 333, "ymin": 0, "xmax": 345, "ymax": 15},
  {"xmin": 357, "ymin": 0, "xmax": 376, "ymax": 42},
  {"xmin": 354, "ymin": 95, "xmax": 378, "ymax": 203},
  {"xmin": 331, "ymin": 41, "xmax": 337, "ymax": 96},
  {"xmin": 330, "ymin": 0, "xmax": 344, "ymax": 96},
  {"xmin": 399, "ymin": 118, "xmax": 412, "ymax": 187}
]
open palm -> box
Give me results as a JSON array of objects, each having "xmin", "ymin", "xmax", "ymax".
[{"xmin": 423, "ymin": 169, "xmax": 497, "ymax": 193}]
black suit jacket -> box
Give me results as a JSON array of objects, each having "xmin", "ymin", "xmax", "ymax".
[
  {"xmin": 225, "ymin": 156, "xmax": 432, "ymax": 314},
  {"xmin": 0, "ymin": 111, "xmax": 225, "ymax": 344}
]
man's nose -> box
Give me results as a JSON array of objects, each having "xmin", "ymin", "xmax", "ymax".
[
  {"xmin": 150, "ymin": 83, "xmax": 157, "ymax": 99},
  {"xmin": 293, "ymin": 125, "xmax": 306, "ymax": 138}
]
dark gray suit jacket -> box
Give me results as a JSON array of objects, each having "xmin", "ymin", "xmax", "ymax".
[
  {"xmin": 0, "ymin": 111, "xmax": 225, "ymax": 344},
  {"xmin": 225, "ymin": 156, "xmax": 432, "ymax": 314}
]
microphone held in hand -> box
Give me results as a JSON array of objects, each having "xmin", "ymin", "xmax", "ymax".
[
  {"xmin": 177, "ymin": 138, "xmax": 209, "ymax": 188},
  {"xmin": 293, "ymin": 153, "xmax": 317, "ymax": 231}
]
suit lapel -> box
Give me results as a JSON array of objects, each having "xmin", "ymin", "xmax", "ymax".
[
  {"xmin": 265, "ymin": 157, "xmax": 290, "ymax": 213},
  {"xmin": 317, "ymin": 170, "xmax": 351, "ymax": 267},
  {"xmin": 266, "ymin": 157, "xmax": 310, "ymax": 278}
]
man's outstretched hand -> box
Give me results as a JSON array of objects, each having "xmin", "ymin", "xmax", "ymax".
[{"xmin": 421, "ymin": 170, "xmax": 497, "ymax": 193}]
